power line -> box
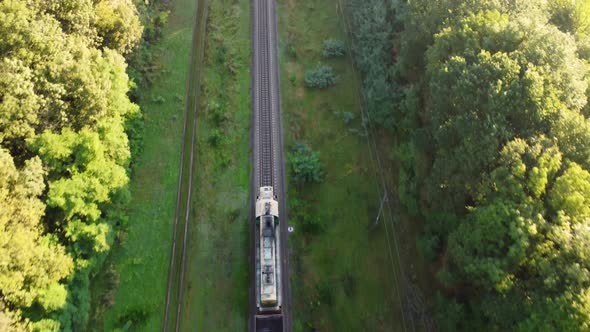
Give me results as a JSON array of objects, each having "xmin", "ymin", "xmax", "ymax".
[{"xmin": 335, "ymin": 1, "xmax": 418, "ymax": 331}]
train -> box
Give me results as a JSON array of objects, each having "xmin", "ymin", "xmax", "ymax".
[{"xmin": 256, "ymin": 186, "xmax": 282, "ymax": 313}]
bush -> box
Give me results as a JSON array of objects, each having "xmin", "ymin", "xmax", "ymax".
[
  {"xmin": 304, "ymin": 65, "xmax": 337, "ymax": 89},
  {"xmin": 301, "ymin": 214, "xmax": 324, "ymax": 235},
  {"xmin": 335, "ymin": 111, "xmax": 355, "ymax": 124},
  {"xmin": 289, "ymin": 142, "xmax": 323, "ymax": 184},
  {"xmin": 124, "ymin": 110, "xmax": 144, "ymax": 165},
  {"xmin": 286, "ymin": 43, "xmax": 298, "ymax": 59},
  {"xmin": 322, "ymin": 38, "xmax": 346, "ymax": 57},
  {"xmin": 416, "ymin": 235, "xmax": 439, "ymax": 262},
  {"xmin": 208, "ymin": 129, "xmax": 223, "ymax": 147},
  {"xmin": 316, "ymin": 279, "xmax": 334, "ymax": 306},
  {"xmin": 289, "ymin": 73, "xmax": 297, "ymax": 86},
  {"xmin": 207, "ymin": 100, "xmax": 227, "ymax": 126}
]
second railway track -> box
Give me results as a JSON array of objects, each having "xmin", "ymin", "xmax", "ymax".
[
  {"xmin": 162, "ymin": 0, "xmax": 290, "ymax": 330},
  {"xmin": 162, "ymin": 0, "xmax": 208, "ymax": 331}
]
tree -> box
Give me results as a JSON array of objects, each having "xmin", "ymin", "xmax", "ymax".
[
  {"xmin": 424, "ymin": 10, "xmax": 585, "ymax": 211},
  {"xmin": 371, "ymin": 1, "xmax": 590, "ymax": 328},
  {"xmin": 549, "ymin": 0, "xmax": 590, "ymax": 37},
  {"xmin": 0, "ymin": 148, "xmax": 73, "ymax": 331},
  {"xmin": 0, "ymin": 0, "xmax": 139, "ymax": 136},
  {"xmin": 551, "ymin": 109, "xmax": 590, "ymax": 169},
  {"xmin": 30, "ymin": 0, "xmax": 97, "ymax": 41},
  {"xmin": 348, "ymin": 0, "xmax": 398, "ymax": 129},
  {"xmin": 444, "ymin": 137, "xmax": 590, "ymax": 329},
  {"xmin": 30, "ymin": 128, "xmax": 128, "ymax": 227},
  {"xmin": 0, "ymin": 0, "xmax": 141, "ymax": 329},
  {"xmin": 0, "ymin": 57, "xmax": 40, "ymax": 148},
  {"xmin": 94, "ymin": 0, "xmax": 143, "ymax": 55}
]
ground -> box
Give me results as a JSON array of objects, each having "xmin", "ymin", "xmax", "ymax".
[{"xmin": 276, "ymin": 0, "xmax": 406, "ymax": 330}]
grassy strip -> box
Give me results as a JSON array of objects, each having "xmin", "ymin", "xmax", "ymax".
[
  {"xmin": 276, "ymin": 0, "xmax": 406, "ymax": 331},
  {"xmin": 88, "ymin": 0, "xmax": 199, "ymax": 330},
  {"xmin": 178, "ymin": 0, "xmax": 252, "ymax": 330}
]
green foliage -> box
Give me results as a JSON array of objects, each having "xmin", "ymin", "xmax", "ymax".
[
  {"xmin": 394, "ymin": 142, "xmax": 418, "ymax": 216},
  {"xmin": 0, "ymin": 58, "xmax": 39, "ymax": 147},
  {"xmin": 207, "ymin": 129, "xmax": 224, "ymax": 147},
  {"xmin": 322, "ymin": 38, "xmax": 346, "ymax": 57},
  {"xmin": 316, "ymin": 279, "xmax": 334, "ymax": 306},
  {"xmin": 289, "ymin": 142, "xmax": 323, "ymax": 184},
  {"xmin": 289, "ymin": 73, "xmax": 297, "ymax": 86},
  {"xmin": 304, "ymin": 65, "xmax": 337, "ymax": 89},
  {"xmin": 124, "ymin": 108, "xmax": 144, "ymax": 164},
  {"xmin": 0, "ymin": 148, "xmax": 73, "ymax": 330},
  {"xmin": 337, "ymin": 111, "xmax": 355, "ymax": 124},
  {"xmin": 433, "ymin": 293, "xmax": 472, "ymax": 331},
  {"xmin": 549, "ymin": 0, "xmax": 590, "ymax": 37},
  {"xmin": 289, "ymin": 193, "xmax": 325, "ymax": 236},
  {"xmin": 348, "ymin": 0, "xmax": 399, "ymax": 130},
  {"xmin": 0, "ymin": 0, "xmax": 143, "ymax": 329},
  {"xmin": 300, "ymin": 214, "xmax": 324, "ymax": 235},
  {"xmin": 286, "ymin": 43, "xmax": 298, "ymax": 59},
  {"xmin": 425, "ymin": 10, "xmax": 585, "ymax": 211},
  {"xmin": 416, "ymin": 235, "xmax": 438, "ymax": 262},
  {"xmin": 95, "ymin": 0, "xmax": 143, "ymax": 55},
  {"xmin": 347, "ymin": 0, "xmax": 590, "ymax": 328},
  {"xmin": 207, "ymin": 100, "xmax": 227, "ymax": 126}
]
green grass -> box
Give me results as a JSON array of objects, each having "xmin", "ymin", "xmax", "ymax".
[
  {"xmin": 178, "ymin": 0, "xmax": 251, "ymax": 330},
  {"xmin": 88, "ymin": 0, "xmax": 199, "ymax": 330},
  {"xmin": 276, "ymin": 0, "xmax": 406, "ymax": 330}
]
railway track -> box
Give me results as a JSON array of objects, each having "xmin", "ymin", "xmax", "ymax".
[
  {"xmin": 257, "ymin": 0, "xmax": 274, "ymax": 188},
  {"xmin": 251, "ymin": 0, "xmax": 292, "ymax": 331},
  {"xmin": 162, "ymin": 0, "xmax": 208, "ymax": 331}
]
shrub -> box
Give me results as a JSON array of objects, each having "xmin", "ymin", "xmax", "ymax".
[
  {"xmin": 289, "ymin": 142, "xmax": 323, "ymax": 184},
  {"xmin": 316, "ymin": 279, "xmax": 334, "ymax": 306},
  {"xmin": 301, "ymin": 214, "xmax": 324, "ymax": 235},
  {"xmin": 322, "ymin": 38, "xmax": 346, "ymax": 57},
  {"xmin": 334, "ymin": 111, "xmax": 355, "ymax": 124},
  {"xmin": 207, "ymin": 100, "xmax": 227, "ymax": 126},
  {"xmin": 124, "ymin": 110, "xmax": 144, "ymax": 164},
  {"xmin": 289, "ymin": 73, "xmax": 297, "ymax": 86},
  {"xmin": 416, "ymin": 235, "xmax": 439, "ymax": 262},
  {"xmin": 304, "ymin": 65, "xmax": 337, "ymax": 89},
  {"xmin": 208, "ymin": 129, "xmax": 223, "ymax": 147},
  {"xmin": 287, "ymin": 43, "xmax": 298, "ymax": 59}
]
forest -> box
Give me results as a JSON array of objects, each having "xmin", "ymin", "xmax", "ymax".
[
  {"xmin": 348, "ymin": 0, "xmax": 590, "ymax": 330},
  {"xmin": 0, "ymin": 0, "xmax": 168, "ymax": 330}
]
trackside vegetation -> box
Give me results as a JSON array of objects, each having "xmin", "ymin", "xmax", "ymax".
[
  {"xmin": 346, "ymin": 0, "xmax": 590, "ymax": 329},
  {"xmin": 277, "ymin": 0, "xmax": 405, "ymax": 330},
  {"xmin": 0, "ymin": 0, "xmax": 173, "ymax": 330},
  {"xmin": 178, "ymin": 0, "xmax": 252, "ymax": 329},
  {"xmin": 303, "ymin": 65, "xmax": 337, "ymax": 89}
]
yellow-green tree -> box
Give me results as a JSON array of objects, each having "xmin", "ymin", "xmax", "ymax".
[{"xmin": 0, "ymin": 148, "xmax": 73, "ymax": 332}]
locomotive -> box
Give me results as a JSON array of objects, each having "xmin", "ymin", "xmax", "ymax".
[{"xmin": 256, "ymin": 186, "xmax": 281, "ymax": 312}]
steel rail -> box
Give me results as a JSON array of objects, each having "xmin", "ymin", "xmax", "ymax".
[
  {"xmin": 162, "ymin": 0, "xmax": 208, "ymax": 331},
  {"xmin": 251, "ymin": 0, "xmax": 291, "ymax": 331}
]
